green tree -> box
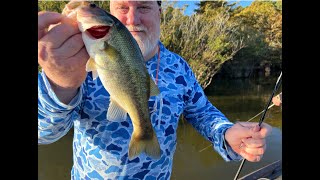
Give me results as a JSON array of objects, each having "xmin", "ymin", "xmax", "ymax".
[
  {"xmin": 38, "ymin": 1, "xmax": 110, "ymax": 13},
  {"xmin": 38, "ymin": 1, "xmax": 68, "ymax": 13},
  {"xmin": 161, "ymin": 1, "xmax": 244, "ymax": 89},
  {"xmin": 235, "ymin": 0, "xmax": 282, "ymax": 49},
  {"xmin": 220, "ymin": 0, "xmax": 282, "ymax": 78}
]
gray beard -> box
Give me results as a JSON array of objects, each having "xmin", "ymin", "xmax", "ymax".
[{"xmin": 133, "ymin": 33, "xmax": 159, "ymax": 59}]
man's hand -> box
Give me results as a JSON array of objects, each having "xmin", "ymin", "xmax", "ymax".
[
  {"xmin": 272, "ymin": 94, "xmax": 282, "ymax": 106},
  {"xmin": 38, "ymin": 11, "xmax": 89, "ymax": 104},
  {"xmin": 225, "ymin": 122, "xmax": 272, "ymax": 162}
]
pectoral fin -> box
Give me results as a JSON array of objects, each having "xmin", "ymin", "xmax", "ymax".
[
  {"xmin": 86, "ymin": 58, "xmax": 98, "ymax": 80},
  {"xmin": 149, "ymin": 77, "xmax": 160, "ymax": 97},
  {"xmin": 107, "ymin": 98, "xmax": 128, "ymax": 122}
]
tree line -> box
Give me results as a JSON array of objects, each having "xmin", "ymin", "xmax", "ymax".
[{"xmin": 38, "ymin": 0, "xmax": 282, "ymax": 89}]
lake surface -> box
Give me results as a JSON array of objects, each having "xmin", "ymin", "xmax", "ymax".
[{"xmin": 38, "ymin": 75, "xmax": 282, "ymax": 180}]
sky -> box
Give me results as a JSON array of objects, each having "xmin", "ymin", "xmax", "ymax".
[{"xmin": 173, "ymin": 0, "xmax": 254, "ymax": 16}]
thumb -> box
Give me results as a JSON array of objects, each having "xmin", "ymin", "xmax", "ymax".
[
  {"xmin": 235, "ymin": 122, "xmax": 260, "ymax": 139},
  {"xmin": 251, "ymin": 124, "xmax": 261, "ymax": 132}
]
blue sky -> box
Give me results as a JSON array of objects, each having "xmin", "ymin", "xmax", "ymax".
[{"xmin": 174, "ymin": 0, "xmax": 253, "ymax": 16}]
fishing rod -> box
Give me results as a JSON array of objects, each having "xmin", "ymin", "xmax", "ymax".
[{"xmin": 233, "ymin": 72, "xmax": 282, "ymax": 180}]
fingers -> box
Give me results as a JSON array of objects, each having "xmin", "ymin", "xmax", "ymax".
[
  {"xmin": 68, "ymin": 47, "xmax": 90, "ymax": 70},
  {"xmin": 52, "ymin": 33, "xmax": 85, "ymax": 59},
  {"xmin": 240, "ymin": 141, "xmax": 266, "ymax": 156},
  {"xmin": 231, "ymin": 122, "xmax": 272, "ymax": 162},
  {"xmin": 242, "ymin": 138, "xmax": 265, "ymax": 148},
  {"xmin": 233, "ymin": 122, "xmax": 260, "ymax": 139},
  {"xmin": 38, "ymin": 11, "xmax": 63, "ymax": 40},
  {"xmin": 239, "ymin": 142, "xmax": 266, "ymax": 162},
  {"xmin": 40, "ymin": 19, "xmax": 80, "ymax": 49},
  {"xmin": 38, "ymin": 12, "xmax": 84, "ymax": 70},
  {"xmin": 237, "ymin": 122, "xmax": 272, "ymax": 139},
  {"xmin": 239, "ymin": 150, "xmax": 263, "ymax": 162},
  {"xmin": 237, "ymin": 122, "xmax": 259, "ymax": 128},
  {"xmin": 252, "ymin": 123, "xmax": 272, "ymax": 139},
  {"xmin": 38, "ymin": 32, "xmax": 85, "ymax": 63},
  {"xmin": 38, "ymin": 10, "xmax": 82, "ymax": 65},
  {"xmin": 62, "ymin": 0, "xmax": 82, "ymax": 17}
]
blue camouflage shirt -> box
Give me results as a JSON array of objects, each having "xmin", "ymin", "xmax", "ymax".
[{"xmin": 38, "ymin": 41, "xmax": 242, "ymax": 180}]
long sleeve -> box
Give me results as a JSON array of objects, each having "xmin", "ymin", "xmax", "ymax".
[
  {"xmin": 182, "ymin": 61, "xmax": 242, "ymax": 161},
  {"xmin": 38, "ymin": 71, "xmax": 85, "ymax": 144}
]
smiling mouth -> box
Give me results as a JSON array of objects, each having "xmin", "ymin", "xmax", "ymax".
[{"xmin": 86, "ymin": 26, "xmax": 110, "ymax": 39}]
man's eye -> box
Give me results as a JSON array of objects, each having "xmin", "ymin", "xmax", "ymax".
[
  {"xmin": 118, "ymin": 6, "xmax": 128, "ymax": 10},
  {"xmin": 117, "ymin": 6, "xmax": 129, "ymax": 13},
  {"xmin": 138, "ymin": 6, "xmax": 151, "ymax": 13},
  {"xmin": 139, "ymin": 6, "xmax": 150, "ymax": 9}
]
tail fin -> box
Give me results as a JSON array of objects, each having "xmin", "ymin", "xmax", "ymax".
[{"xmin": 128, "ymin": 131, "xmax": 161, "ymax": 160}]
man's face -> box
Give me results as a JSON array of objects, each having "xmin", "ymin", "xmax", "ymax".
[{"xmin": 110, "ymin": 1, "xmax": 161, "ymax": 59}]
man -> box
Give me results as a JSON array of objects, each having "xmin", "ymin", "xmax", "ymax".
[{"xmin": 38, "ymin": 1, "xmax": 272, "ymax": 179}]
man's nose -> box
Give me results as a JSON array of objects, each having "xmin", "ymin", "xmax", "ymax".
[{"xmin": 126, "ymin": 8, "xmax": 141, "ymax": 26}]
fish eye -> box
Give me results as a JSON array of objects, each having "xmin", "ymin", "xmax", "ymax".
[{"xmin": 90, "ymin": 3, "xmax": 96, "ymax": 8}]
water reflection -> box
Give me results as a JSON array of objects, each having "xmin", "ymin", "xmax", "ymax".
[{"xmin": 38, "ymin": 76, "xmax": 282, "ymax": 180}]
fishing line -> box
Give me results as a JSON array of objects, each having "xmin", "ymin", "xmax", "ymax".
[
  {"xmin": 233, "ymin": 72, "xmax": 282, "ymax": 180},
  {"xmin": 153, "ymin": 45, "xmax": 162, "ymax": 130},
  {"xmin": 247, "ymin": 103, "xmax": 275, "ymax": 122}
]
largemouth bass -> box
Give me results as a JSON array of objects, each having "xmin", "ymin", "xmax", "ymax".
[{"xmin": 62, "ymin": 1, "xmax": 161, "ymax": 160}]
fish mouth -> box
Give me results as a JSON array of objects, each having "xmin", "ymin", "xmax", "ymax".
[{"xmin": 85, "ymin": 25, "xmax": 110, "ymax": 39}]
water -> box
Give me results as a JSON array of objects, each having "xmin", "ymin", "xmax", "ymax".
[
  {"xmin": 38, "ymin": 76, "xmax": 282, "ymax": 180},
  {"xmin": 171, "ymin": 76, "xmax": 282, "ymax": 179}
]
